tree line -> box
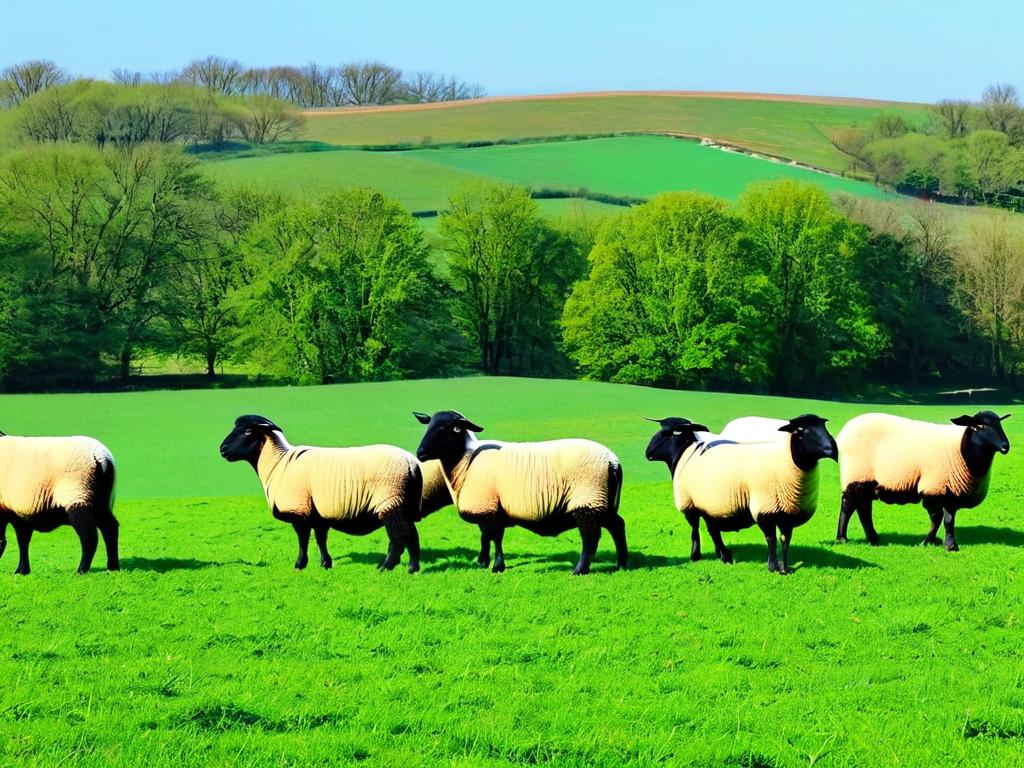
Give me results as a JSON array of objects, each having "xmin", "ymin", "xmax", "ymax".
[
  {"xmin": 832, "ymin": 83, "xmax": 1024, "ymax": 210},
  {"xmin": 2, "ymin": 56, "xmax": 483, "ymax": 110}
]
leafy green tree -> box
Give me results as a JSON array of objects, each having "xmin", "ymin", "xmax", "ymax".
[
  {"xmin": 563, "ymin": 192, "xmax": 773, "ymax": 389},
  {"xmin": 440, "ymin": 184, "xmax": 586, "ymax": 375},
  {"xmin": 236, "ymin": 189, "xmax": 443, "ymax": 384}
]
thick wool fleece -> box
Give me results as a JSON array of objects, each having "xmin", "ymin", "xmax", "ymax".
[{"xmin": 0, "ymin": 436, "xmax": 114, "ymax": 518}]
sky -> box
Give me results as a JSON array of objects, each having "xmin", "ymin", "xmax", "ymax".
[{"xmin": 4, "ymin": 0, "xmax": 1022, "ymax": 103}]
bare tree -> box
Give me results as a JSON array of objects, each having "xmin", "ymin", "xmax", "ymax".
[
  {"xmin": 180, "ymin": 56, "xmax": 246, "ymax": 95},
  {"xmin": 406, "ymin": 71, "xmax": 484, "ymax": 102},
  {"xmin": 980, "ymin": 83, "xmax": 1024, "ymax": 142},
  {"xmin": 337, "ymin": 61, "xmax": 403, "ymax": 105},
  {"xmin": 830, "ymin": 127, "xmax": 871, "ymax": 174},
  {"xmin": 232, "ymin": 95, "xmax": 304, "ymax": 143},
  {"xmin": 933, "ymin": 98, "xmax": 972, "ymax": 138},
  {"xmin": 111, "ymin": 68, "xmax": 145, "ymax": 87},
  {"xmin": 1, "ymin": 59, "xmax": 68, "ymax": 105},
  {"xmin": 294, "ymin": 62, "xmax": 336, "ymax": 107}
]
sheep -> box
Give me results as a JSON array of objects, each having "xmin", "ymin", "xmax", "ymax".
[
  {"xmin": 220, "ymin": 415, "xmax": 423, "ymax": 573},
  {"xmin": 645, "ymin": 414, "xmax": 837, "ymax": 574},
  {"xmin": 836, "ymin": 411, "xmax": 1011, "ymax": 551},
  {"xmin": 719, "ymin": 416, "xmax": 788, "ymax": 442},
  {"xmin": 0, "ymin": 432, "xmax": 118, "ymax": 575},
  {"xmin": 413, "ymin": 410, "xmax": 626, "ymax": 575}
]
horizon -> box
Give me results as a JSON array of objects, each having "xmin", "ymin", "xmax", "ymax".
[{"xmin": 5, "ymin": 0, "xmax": 1023, "ymax": 103}]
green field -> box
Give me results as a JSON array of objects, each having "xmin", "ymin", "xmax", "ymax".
[
  {"xmin": 2, "ymin": 377, "xmax": 1022, "ymax": 767},
  {"xmin": 204, "ymin": 136, "xmax": 891, "ymax": 214},
  {"xmin": 302, "ymin": 95, "xmax": 924, "ymax": 172}
]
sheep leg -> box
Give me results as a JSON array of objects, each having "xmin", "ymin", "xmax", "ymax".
[
  {"xmin": 777, "ymin": 523, "xmax": 793, "ymax": 575},
  {"xmin": 69, "ymin": 507, "xmax": 99, "ymax": 575},
  {"xmin": 95, "ymin": 508, "xmax": 120, "ymax": 571},
  {"xmin": 476, "ymin": 527, "xmax": 491, "ymax": 567},
  {"xmin": 572, "ymin": 513, "xmax": 602, "ymax": 576},
  {"xmin": 856, "ymin": 499, "xmax": 880, "ymax": 546},
  {"xmin": 943, "ymin": 508, "xmax": 959, "ymax": 552},
  {"xmin": 13, "ymin": 521, "xmax": 32, "ymax": 576},
  {"xmin": 292, "ymin": 522, "xmax": 311, "ymax": 570},
  {"xmin": 836, "ymin": 491, "xmax": 857, "ymax": 542},
  {"xmin": 313, "ymin": 524, "xmax": 332, "ymax": 570},
  {"xmin": 684, "ymin": 509, "xmax": 702, "ymax": 561},
  {"xmin": 489, "ymin": 523, "xmax": 506, "ymax": 573},
  {"xmin": 605, "ymin": 513, "xmax": 629, "ymax": 569},
  {"xmin": 705, "ymin": 522, "xmax": 733, "ymax": 564},
  {"xmin": 0, "ymin": 517, "xmax": 7, "ymax": 561},
  {"xmin": 922, "ymin": 500, "xmax": 943, "ymax": 546},
  {"xmin": 757, "ymin": 519, "xmax": 784, "ymax": 575},
  {"xmin": 380, "ymin": 515, "xmax": 408, "ymax": 571},
  {"xmin": 477, "ymin": 519, "xmax": 506, "ymax": 572}
]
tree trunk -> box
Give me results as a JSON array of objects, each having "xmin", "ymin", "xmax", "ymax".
[
  {"xmin": 206, "ymin": 346, "xmax": 217, "ymax": 378},
  {"xmin": 119, "ymin": 347, "xmax": 132, "ymax": 382}
]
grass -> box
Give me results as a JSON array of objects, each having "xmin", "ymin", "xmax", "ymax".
[
  {"xmin": 1, "ymin": 376, "xmax": 1023, "ymax": 767},
  {"xmin": 203, "ymin": 136, "xmax": 891, "ymax": 215},
  {"xmin": 302, "ymin": 95, "xmax": 925, "ymax": 172}
]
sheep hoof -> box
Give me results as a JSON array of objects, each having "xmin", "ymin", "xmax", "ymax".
[
  {"xmin": 571, "ymin": 564, "xmax": 590, "ymax": 576},
  {"xmin": 378, "ymin": 559, "xmax": 397, "ymax": 571},
  {"xmin": 922, "ymin": 536, "xmax": 941, "ymax": 547},
  {"xmin": 946, "ymin": 542, "xmax": 960, "ymax": 552},
  {"xmin": 320, "ymin": 558, "xmax": 333, "ymax": 570},
  {"xmin": 690, "ymin": 551, "xmax": 702, "ymax": 562},
  {"xmin": 867, "ymin": 537, "xmax": 881, "ymax": 547},
  {"xmin": 777, "ymin": 567, "xmax": 791, "ymax": 576},
  {"xmin": 294, "ymin": 560, "xmax": 308, "ymax": 570},
  {"xmin": 408, "ymin": 562, "xmax": 420, "ymax": 574},
  {"xmin": 720, "ymin": 551, "xmax": 734, "ymax": 565},
  {"xmin": 107, "ymin": 560, "xmax": 120, "ymax": 571},
  {"xmin": 477, "ymin": 557, "xmax": 490, "ymax": 568},
  {"xmin": 14, "ymin": 566, "xmax": 28, "ymax": 576},
  {"xmin": 491, "ymin": 561, "xmax": 505, "ymax": 574},
  {"xmin": 76, "ymin": 566, "xmax": 91, "ymax": 575},
  {"xmin": 836, "ymin": 536, "xmax": 848, "ymax": 544}
]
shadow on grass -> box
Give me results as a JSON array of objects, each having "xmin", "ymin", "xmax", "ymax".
[
  {"xmin": 727, "ymin": 543, "xmax": 877, "ymax": 571},
  {"xmin": 339, "ymin": 547, "xmax": 484, "ymax": 573},
  {"xmin": 831, "ymin": 525, "xmax": 1024, "ymax": 549},
  {"xmin": 121, "ymin": 557, "xmax": 223, "ymax": 572}
]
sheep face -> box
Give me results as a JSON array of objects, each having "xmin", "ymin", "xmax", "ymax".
[
  {"xmin": 953, "ymin": 411, "xmax": 1011, "ymax": 457},
  {"xmin": 220, "ymin": 415, "xmax": 282, "ymax": 463},
  {"xmin": 779, "ymin": 414, "xmax": 837, "ymax": 469},
  {"xmin": 414, "ymin": 411, "xmax": 484, "ymax": 464},
  {"xmin": 644, "ymin": 417, "xmax": 709, "ymax": 472}
]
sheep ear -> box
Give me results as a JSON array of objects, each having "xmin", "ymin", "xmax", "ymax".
[
  {"xmin": 1001, "ymin": 413, "xmax": 1012, "ymax": 421},
  {"xmin": 778, "ymin": 423, "xmax": 796, "ymax": 433},
  {"xmin": 688, "ymin": 424, "xmax": 710, "ymax": 433},
  {"xmin": 457, "ymin": 418, "xmax": 484, "ymax": 433},
  {"xmin": 413, "ymin": 412, "xmax": 432, "ymax": 425},
  {"xmin": 950, "ymin": 415, "xmax": 975, "ymax": 427}
]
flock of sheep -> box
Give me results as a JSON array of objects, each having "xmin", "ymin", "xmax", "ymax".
[{"xmin": 0, "ymin": 408, "xmax": 1011, "ymax": 575}]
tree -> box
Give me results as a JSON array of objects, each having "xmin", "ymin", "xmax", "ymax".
[
  {"xmin": 933, "ymin": 98, "xmax": 973, "ymax": 139},
  {"xmin": 830, "ymin": 127, "xmax": 871, "ymax": 174},
  {"xmin": 967, "ymin": 130, "xmax": 1024, "ymax": 203},
  {"xmin": 562, "ymin": 192, "xmax": 772, "ymax": 388},
  {"xmin": 440, "ymin": 185, "xmax": 584, "ymax": 375},
  {"xmin": 337, "ymin": 61, "xmax": 404, "ymax": 105},
  {"xmin": 179, "ymin": 56, "xmax": 246, "ymax": 95},
  {"xmin": 231, "ymin": 95, "xmax": 304, "ymax": 143},
  {"xmin": 0, "ymin": 59, "xmax": 67, "ymax": 106},
  {"xmin": 980, "ymin": 83, "xmax": 1024, "ymax": 142},
  {"xmin": 406, "ymin": 72, "xmax": 484, "ymax": 102}
]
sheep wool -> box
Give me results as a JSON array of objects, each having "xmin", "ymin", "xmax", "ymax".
[
  {"xmin": 719, "ymin": 417, "xmax": 788, "ymax": 443},
  {"xmin": 257, "ymin": 433, "xmax": 419, "ymax": 521},
  {"xmin": 419, "ymin": 459, "xmax": 453, "ymax": 517},
  {"xmin": 449, "ymin": 439, "xmax": 618, "ymax": 522},
  {"xmin": 0, "ymin": 436, "xmax": 114, "ymax": 517},
  {"xmin": 838, "ymin": 414, "xmax": 984, "ymax": 502},
  {"xmin": 673, "ymin": 439, "xmax": 819, "ymax": 522}
]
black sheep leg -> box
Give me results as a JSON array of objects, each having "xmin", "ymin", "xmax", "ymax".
[
  {"xmin": 95, "ymin": 507, "xmax": 120, "ymax": 571},
  {"xmin": 757, "ymin": 519, "xmax": 783, "ymax": 574},
  {"xmin": 684, "ymin": 509, "xmax": 702, "ymax": 561},
  {"xmin": 69, "ymin": 507, "xmax": 98, "ymax": 575},
  {"xmin": 479, "ymin": 519, "xmax": 506, "ymax": 573},
  {"xmin": 705, "ymin": 520, "xmax": 733, "ymax": 564},
  {"xmin": 0, "ymin": 516, "xmax": 7, "ymax": 561},
  {"xmin": 313, "ymin": 523, "xmax": 332, "ymax": 569},
  {"xmin": 777, "ymin": 522, "xmax": 794, "ymax": 575},
  {"xmin": 922, "ymin": 500, "xmax": 943, "ymax": 546},
  {"xmin": 380, "ymin": 514, "xmax": 408, "ymax": 571},
  {"xmin": 476, "ymin": 526, "xmax": 491, "ymax": 567},
  {"xmin": 604, "ymin": 513, "xmax": 628, "ymax": 569},
  {"xmin": 857, "ymin": 498, "xmax": 880, "ymax": 545},
  {"xmin": 572, "ymin": 512, "xmax": 602, "ymax": 576},
  {"xmin": 943, "ymin": 508, "xmax": 959, "ymax": 552},
  {"xmin": 837, "ymin": 490, "xmax": 856, "ymax": 542},
  {"xmin": 292, "ymin": 522, "xmax": 311, "ymax": 570},
  {"xmin": 404, "ymin": 515, "xmax": 421, "ymax": 575},
  {"xmin": 13, "ymin": 521, "xmax": 32, "ymax": 576}
]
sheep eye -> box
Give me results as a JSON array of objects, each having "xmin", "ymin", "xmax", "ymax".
[
  {"xmin": 244, "ymin": 428, "xmax": 253, "ymax": 435},
  {"xmin": 453, "ymin": 426, "xmax": 462, "ymax": 434},
  {"xmin": 671, "ymin": 431, "xmax": 682, "ymax": 436}
]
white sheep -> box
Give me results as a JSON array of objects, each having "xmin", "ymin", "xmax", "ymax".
[
  {"xmin": 0, "ymin": 432, "xmax": 118, "ymax": 575},
  {"xmin": 836, "ymin": 410, "xmax": 1010, "ymax": 550},
  {"xmin": 220, "ymin": 415, "xmax": 423, "ymax": 573},
  {"xmin": 646, "ymin": 414, "xmax": 837, "ymax": 574},
  {"xmin": 414, "ymin": 411, "xmax": 626, "ymax": 575}
]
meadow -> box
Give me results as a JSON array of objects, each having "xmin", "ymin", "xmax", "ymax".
[
  {"xmin": 203, "ymin": 136, "xmax": 891, "ymax": 214},
  {"xmin": 301, "ymin": 94, "xmax": 925, "ymax": 172},
  {"xmin": 1, "ymin": 376, "xmax": 1022, "ymax": 767}
]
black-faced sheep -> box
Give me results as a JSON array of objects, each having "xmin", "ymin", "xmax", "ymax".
[
  {"xmin": 0, "ymin": 433, "xmax": 118, "ymax": 575},
  {"xmin": 413, "ymin": 411, "xmax": 626, "ymax": 575},
  {"xmin": 219, "ymin": 415, "xmax": 423, "ymax": 573},
  {"xmin": 836, "ymin": 410, "xmax": 1010, "ymax": 550},
  {"xmin": 646, "ymin": 414, "xmax": 837, "ymax": 574}
]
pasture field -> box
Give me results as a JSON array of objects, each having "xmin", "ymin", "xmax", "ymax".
[
  {"xmin": 1, "ymin": 377, "xmax": 1023, "ymax": 767},
  {"xmin": 302, "ymin": 94, "xmax": 925, "ymax": 172},
  {"xmin": 202, "ymin": 136, "xmax": 890, "ymax": 215}
]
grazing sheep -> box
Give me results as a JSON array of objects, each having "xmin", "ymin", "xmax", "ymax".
[
  {"xmin": 836, "ymin": 411, "xmax": 1011, "ymax": 550},
  {"xmin": 646, "ymin": 414, "xmax": 837, "ymax": 574},
  {"xmin": 413, "ymin": 411, "xmax": 626, "ymax": 575},
  {"xmin": 0, "ymin": 433, "xmax": 118, "ymax": 575},
  {"xmin": 220, "ymin": 415, "xmax": 423, "ymax": 573}
]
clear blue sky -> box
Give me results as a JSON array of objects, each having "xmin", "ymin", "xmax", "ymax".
[{"xmin": 5, "ymin": 0, "xmax": 1022, "ymax": 102}]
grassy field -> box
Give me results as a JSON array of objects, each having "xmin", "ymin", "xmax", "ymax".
[
  {"xmin": 1, "ymin": 376, "xmax": 1023, "ymax": 767},
  {"xmin": 203, "ymin": 136, "xmax": 891, "ymax": 214},
  {"xmin": 302, "ymin": 94, "xmax": 925, "ymax": 172}
]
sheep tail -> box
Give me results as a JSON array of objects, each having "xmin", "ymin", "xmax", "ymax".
[
  {"xmin": 608, "ymin": 461, "xmax": 623, "ymax": 516},
  {"xmin": 95, "ymin": 454, "xmax": 116, "ymax": 511}
]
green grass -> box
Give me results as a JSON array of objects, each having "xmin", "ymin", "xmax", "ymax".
[
  {"xmin": 1, "ymin": 376, "xmax": 1023, "ymax": 767},
  {"xmin": 203, "ymin": 136, "xmax": 891, "ymax": 214},
  {"xmin": 303, "ymin": 95, "xmax": 925, "ymax": 172}
]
